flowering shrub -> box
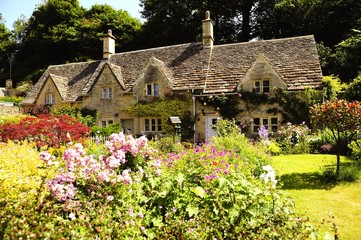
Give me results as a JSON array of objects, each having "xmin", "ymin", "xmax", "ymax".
[
  {"xmin": 0, "ymin": 141, "xmax": 56, "ymax": 201},
  {"xmin": 276, "ymin": 122, "xmax": 311, "ymax": 154},
  {"xmin": 0, "ymin": 114, "xmax": 90, "ymax": 148},
  {"xmin": 0, "ymin": 132, "xmax": 318, "ymax": 238}
]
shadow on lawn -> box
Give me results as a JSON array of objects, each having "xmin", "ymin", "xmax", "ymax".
[{"xmin": 279, "ymin": 172, "xmax": 337, "ymax": 190}]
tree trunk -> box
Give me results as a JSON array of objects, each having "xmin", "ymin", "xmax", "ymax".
[{"xmin": 336, "ymin": 143, "xmax": 341, "ymax": 177}]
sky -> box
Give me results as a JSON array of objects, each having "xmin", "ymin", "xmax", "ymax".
[{"xmin": 0, "ymin": 0, "xmax": 143, "ymax": 30}]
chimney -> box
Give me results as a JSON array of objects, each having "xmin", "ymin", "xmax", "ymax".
[
  {"xmin": 5, "ymin": 79, "xmax": 13, "ymax": 89},
  {"xmin": 103, "ymin": 29, "xmax": 116, "ymax": 59},
  {"xmin": 202, "ymin": 11, "xmax": 214, "ymax": 47}
]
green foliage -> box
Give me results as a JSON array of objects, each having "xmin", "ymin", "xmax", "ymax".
[
  {"xmin": 0, "ymin": 141, "xmax": 56, "ymax": 201},
  {"xmin": 0, "ymin": 96, "xmax": 24, "ymax": 106},
  {"xmin": 214, "ymin": 118, "xmax": 241, "ymax": 137},
  {"xmin": 348, "ymin": 139, "xmax": 361, "ymax": 161},
  {"xmin": 0, "ymin": 114, "xmax": 27, "ymax": 124},
  {"xmin": 126, "ymin": 98, "xmax": 193, "ymax": 136},
  {"xmin": 345, "ymin": 73, "xmax": 361, "ymax": 101},
  {"xmin": 275, "ymin": 122, "xmax": 311, "ymax": 154},
  {"xmin": 151, "ymin": 135, "xmax": 184, "ymax": 153},
  {"xmin": 200, "ymin": 95, "xmax": 240, "ymax": 119},
  {"xmin": 90, "ymin": 124, "xmax": 121, "ymax": 137},
  {"xmin": 0, "ymin": 133, "xmax": 319, "ymax": 238},
  {"xmin": 52, "ymin": 106, "xmax": 98, "ymax": 126},
  {"xmin": 3, "ymin": 0, "xmax": 141, "ymax": 86},
  {"xmin": 310, "ymin": 99, "xmax": 361, "ymax": 175},
  {"xmin": 321, "ymin": 75, "xmax": 346, "ymax": 100}
]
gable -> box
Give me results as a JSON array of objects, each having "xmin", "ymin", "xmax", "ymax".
[
  {"xmin": 237, "ymin": 54, "xmax": 287, "ymax": 93},
  {"xmin": 132, "ymin": 57, "xmax": 173, "ymax": 99},
  {"xmin": 35, "ymin": 75, "xmax": 63, "ymax": 106}
]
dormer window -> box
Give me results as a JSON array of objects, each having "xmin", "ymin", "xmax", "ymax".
[
  {"xmin": 146, "ymin": 84, "xmax": 159, "ymax": 96},
  {"xmin": 102, "ymin": 88, "xmax": 112, "ymax": 99},
  {"xmin": 45, "ymin": 93, "xmax": 55, "ymax": 105},
  {"xmin": 254, "ymin": 80, "xmax": 270, "ymax": 94}
]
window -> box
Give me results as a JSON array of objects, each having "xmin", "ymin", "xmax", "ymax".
[
  {"xmin": 146, "ymin": 84, "xmax": 159, "ymax": 96},
  {"xmin": 102, "ymin": 88, "xmax": 112, "ymax": 99},
  {"xmin": 144, "ymin": 118, "xmax": 162, "ymax": 132},
  {"xmin": 101, "ymin": 120, "xmax": 113, "ymax": 127},
  {"xmin": 45, "ymin": 93, "xmax": 55, "ymax": 105},
  {"xmin": 254, "ymin": 80, "xmax": 270, "ymax": 94},
  {"xmin": 253, "ymin": 117, "xmax": 278, "ymax": 133}
]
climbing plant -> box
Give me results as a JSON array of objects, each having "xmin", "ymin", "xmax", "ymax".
[
  {"xmin": 200, "ymin": 94, "xmax": 241, "ymax": 119},
  {"xmin": 125, "ymin": 98, "xmax": 193, "ymax": 138}
]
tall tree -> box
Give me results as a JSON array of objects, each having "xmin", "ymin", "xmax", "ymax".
[
  {"xmin": 138, "ymin": 0, "xmax": 258, "ymax": 48},
  {"xmin": 4, "ymin": 0, "xmax": 141, "ymax": 86},
  {"xmin": 255, "ymin": 0, "xmax": 361, "ymax": 47},
  {"xmin": 0, "ymin": 14, "xmax": 13, "ymax": 82}
]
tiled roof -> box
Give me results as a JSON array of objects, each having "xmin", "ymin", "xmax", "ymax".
[{"xmin": 23, "ymin": 35, "xmax": 322, "ymax": 104}]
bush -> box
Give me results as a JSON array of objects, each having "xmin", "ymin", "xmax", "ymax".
[
  {"xmin": 348, "ymin": 139, "xmax": 361, "ymax": 161},
  {"xmin": 0, "ymin": 96, "xmax": 24, "ymax": 106},
  {"xmin": 91, "ymin": 124, "xmax": 121, "ymax": 137},
  {"xmin": 0, "ymin": 141, "xmax": 57, "ymax": 202},
  {"xmin": 0, "ymin": 133, "xmax": 318, "ymax": 238},
  {"xmin": 276, "ymin": 122, "xmax": 311, "ymax": 154},
  {"xmin": 0, "ymin": 114, "xmax": 90, "ymax": 148}
]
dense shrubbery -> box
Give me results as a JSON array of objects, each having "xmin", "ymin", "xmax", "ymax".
[
  {"xmin": 0, "ymin": 96, "xmax": 24, "ymax": 106},
  {"xmin": 0, "ymin": 114, "xmax": 90, "ymax": 148},
  {"xmin": 0, "ymin": 121, "xmax": 318, "ymax": 238}
]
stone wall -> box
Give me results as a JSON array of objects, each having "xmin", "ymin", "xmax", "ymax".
[{"xmin": 0, "ymin": 105, "xmax": 21, "ymax": 116}]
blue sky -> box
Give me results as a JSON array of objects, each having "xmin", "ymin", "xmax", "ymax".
[{"xmin": 0, "ymin": 0, "xmax": 142, "ymax": 30}]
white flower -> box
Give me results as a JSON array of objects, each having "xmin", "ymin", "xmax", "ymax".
[
  {"xmin": 260, "ymin": 165, "xmax": 277, "ymax": 185},
  {"xmin": 69, "ymin": 213, "xmax": 76, "ymax": 221}
]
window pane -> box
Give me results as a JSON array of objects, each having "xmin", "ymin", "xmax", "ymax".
[
  {"xmin": 108, "ymin": 120, "xmax": 113, "ymax": 125},
  {"xmin": 108, "ymin": 88, "xmax": 112, "ymax": 99},
  {"xmin": 154, "ymin": 84, "xmax": 159, "ymax": 96},
  {"xmin": 253, "ymin": 118, "xmax": 260, "ymax": 125},
  {"xmin": 147, "ymin": 85, "xmax": 152, "ymax": 95},
  {"xmin": 102, "ymin": 121, "xmax": 107, "ymax": 127},
  {"xmin": 151, "ymin": 119, "xmax": 156, "ymax": 131},
  {"xmin": 262, "ymin": 118, "xmax": 269, "ymax": 126},
  {"xmin": 271, "ymin": 117, "xmax": 278, "ymax": 125},
  {"xmin": 263, "ymin": 80, "xmax": 270, "ymax": 93},
  {"xmin": 102, "ymin": 89, "xmax": 107, "ymax": 98},
  {"xmin": 145, "ymin": 119, "xmax": 150, "ymax": 131},
  {"xmin": 271, "ymin": 126, "xmax": 278, "ymax": 132},
  {"xmin": 254, "ymin": 81, "xmax": 261, "ymax": 93},
  {"xmin": 158, "ymin": 119, "xmax": 162, "ymax": 132}
]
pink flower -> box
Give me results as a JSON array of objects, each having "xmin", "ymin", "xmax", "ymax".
[
  {"xmin": 155, "ymin": 169, "xmax": 162, "ymax": 176},
  {"xmin": 97, "ymin": 171, "xmax": 110, "ymax": 182},
  {"xmin": 107, "ymin": 195, "xmax": 114, "ymax": 202}
]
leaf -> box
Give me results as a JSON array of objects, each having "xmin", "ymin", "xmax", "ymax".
[
  {"xmin": 191, "ymin": 186, "xmax": 207, "ymax": 198},
  {"xmin": 152, "ymin": 217, "xmax": 164, "ymax": 227},
  {"xmin": 186, "ymin": 205, "xmax": 199, "ymax": 217},
  {"xmin": 175, "ymin": 173, "xmax": 185, "ymax": 184},
  {"xmin": 228, "ymin": 205, "xmax": 241, "ymax": 224}
]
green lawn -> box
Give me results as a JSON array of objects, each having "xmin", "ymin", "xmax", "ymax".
[{"xmin": 271, "ymin": 154, "xmax": 361, "ymax": 240}]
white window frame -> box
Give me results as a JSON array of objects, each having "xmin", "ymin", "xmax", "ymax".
[
  {"xmin": 101, "ymin": 120, "xmax": 114, "ymax": 128},
  {"xmin": 146, "ymin": 83, "xmax": 159, "ymax": 97},
  {"xmin": 253, "ymin": 117, "xmax": 278, "ymax": 133},
  {"xmin": 102, "ymin": 88, "xmax": 112, "ymax": 99},
  {"xmin": 144, "ymin": 118, "xmax": 162, "ymax": 132},
  {"xmin": 254, "ymin": 80, "xmax": 270, "ymax": 94},
  {"xmin": 45, "ymin": 93, "xmax": 55, "ymax": 105}
]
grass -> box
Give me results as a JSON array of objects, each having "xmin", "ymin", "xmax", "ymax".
[{"xmin": 271, "ymin": 154, "xmax": 361, "ymax": 240}]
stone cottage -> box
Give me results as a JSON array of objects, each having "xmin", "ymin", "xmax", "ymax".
[{"xmin": 21, "ymin": 12, "xmax": 323, "ymax": 142}]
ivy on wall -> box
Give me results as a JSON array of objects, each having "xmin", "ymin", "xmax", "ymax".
[
  {"xmin": 126, "ymin": 98, "xmax": 193, "ymax": 137},
  {"xmin": 200, "ymin": 94, "xmax": 241, "ymax": 119}
]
